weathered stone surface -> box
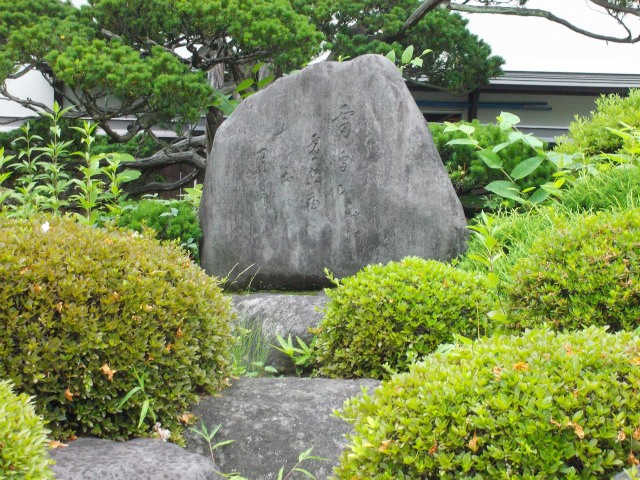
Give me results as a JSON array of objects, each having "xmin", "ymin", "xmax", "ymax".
[
  {"xmin": 200, "ymin": 54, "xmax": 468, "ymax": 290},
  {"xmin": 184, "ymin": 377, "xmax": 380, "ymax": 480},
  {"xmin": 613, "ymin": 467, "xmax": 640, "ymax": 479},
  {"xmin": 231, "ymin": 292, "xmax": 328, "ymax": 374},
  {"xmin": 49, "ymin": 437, "xmax": 224, "ymax": 480}
]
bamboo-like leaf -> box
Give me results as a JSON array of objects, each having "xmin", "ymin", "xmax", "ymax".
[
  {"xmin": 139, "ymin": 399, "xmax": 150, "ymax": 428},
  {"xmin": 117, "ymin": 387, "xmax": 141, "ymax": 409}
]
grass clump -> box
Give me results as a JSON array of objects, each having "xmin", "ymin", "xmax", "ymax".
[
  {"xmin": 558, "ymin": 165, "xmax": 640, "ymax": 213},
  {"xmin": 313, "ymin": 257, "xmax": 497, "ymax": 379},
  {"xmin": 0, "ymin": 380, "xmax": 54, "ymax": 479},
  {"xmin": 0, "ymin": 215, "xmax": 234, "ymax": 441},
  {"xmin": 334, "ymin": 326, "xmax": 639, "ymax": 480}
]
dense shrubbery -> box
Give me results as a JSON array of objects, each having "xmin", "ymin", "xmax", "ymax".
[
  {"xmin": 0, "ymin": 380, "xmax": 53, "ymax": 479},
  {"xmin": 0, "ymin": 215, "xmax": 234, "ymax": 441},
  {"xmin": 559, "ymin": 165, "xmax": 640, "ymax": 213},
  {"xmin": 430, "ymin": 120, "xmax": 553, "ymax": 201},
  {"xmin": 117, "ymin": 199, "xmax": 202, "ymax": 262},
  {"xmin": 508, "ymin": 207, "xmax": 640, "ymax": 332},
  {"xmin": 313, "ymin": 257, "xmax": 497, "ymax": 379},
  {"xmin": 555, "ymin": 89, "xmax": 640, "ymax": 157},
  {"xmin": 335, "ymin": 326, "xmax": 639, "ymax": 480}
]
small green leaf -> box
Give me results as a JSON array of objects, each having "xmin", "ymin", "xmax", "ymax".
[
  {"xmin": 477, "ymin": 149, "xmax": 503, "ymax": 169},
  {"xmin": 401, "ymin": 45, "xmax": 414, "ymax": 64},
  {"xmin": 446, "ymin": 138, "xmax": 478, "ymax": 147},
  {"xmin": 510, "ymin": 156, "xmax": 544, "ymax": 180},
  {"xmin": 528, "ymin": 188, "xmax": 549, "ymax": 204},
  {"xmin": 252, "ymin": 62, "xmax": 265, "ymax": 74},
  {"xmin": 485, "ymin": 181, "xmax": 524, "ymax": 204},
  {"xmin": 235, "ymin": 78, "xmax": 255, "ymax": 92},
  {"xmin": 385, "ymin": 51, "xmax": 396, "ymax": 63},
  {"xmin": 257, "ymin": 76, "xmax": 275, "ymax": 88}
]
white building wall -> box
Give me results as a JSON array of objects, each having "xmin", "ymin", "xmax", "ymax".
[{"xmin": 0, "ymin": 70, "xmax": 53, "ymax": 127}]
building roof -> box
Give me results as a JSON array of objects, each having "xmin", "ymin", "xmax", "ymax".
[{"xmin": 481, "ymin": 71, "xmax": 640, "ymax": 95}]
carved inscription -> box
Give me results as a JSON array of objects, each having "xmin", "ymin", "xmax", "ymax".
[
  {"xmin": 332, "ymin": 104, "xmax": 355, "ymax": 138},
  {"xmin": 306, "ymin": 133, "xmax": 322, "ymax": 185}
]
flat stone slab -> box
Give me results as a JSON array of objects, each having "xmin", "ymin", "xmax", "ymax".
[
  {"xmin": 200, "ymin": 54, "xmax": 468, "ymax": 290},
  {"xmin": 231, "ymin": 292, "xmax": 328, "ymax": 374},
  {"xmin": 49, "ymin": 437, "xmax": 224, "ymax": 480},
  {"xmin": 184, "ymin": 377, "xmax": 380, "ymax": 480}
]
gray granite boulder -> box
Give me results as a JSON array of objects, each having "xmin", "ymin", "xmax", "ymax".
[
  {"xmin": 184, "ymin": 377, "xmax": 380, "ymax": 480},
  {"xmin": 49, "ymin": 437, "xmax": 224, "ymax": 480},
  {"xmin": 231, "ymin": 292, "xmax": 328, "ymax": 374},
  {"xmin": 200, "ymin": 54, "xmax": 468, "ymax": 291},
  {"xmin": 613, "ymin": 467, "xmax": 640, "ymax": 479}
]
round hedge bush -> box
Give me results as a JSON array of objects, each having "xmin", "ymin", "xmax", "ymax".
[
  {"xmin": 335, "ymin": 326, "xmax": 640, "ymax": 480},
  {"xmin": 507, "ymin": 207, "xmax": 640, "ymax": 332},
  {"xmin": 313, "ymin": 257, "xmax": 498, "ymax": 379},
  {"xmin": 0, "ymin": 380, "xmax": 53, "ymax": 479},
  {"xmin": 0, "ymin": 215, "xmax": 234, "ymax": 441}
]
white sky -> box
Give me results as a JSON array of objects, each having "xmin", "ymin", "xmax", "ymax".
[{"xmin": 462, "ymin": 0, "xmax": 640, "ymax": 73}]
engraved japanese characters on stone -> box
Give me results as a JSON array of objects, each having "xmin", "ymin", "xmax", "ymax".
[{"xmin": 332, "ymin": 104, "xmax": 355, "ymax": 138}]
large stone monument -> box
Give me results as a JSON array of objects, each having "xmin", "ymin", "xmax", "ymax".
[{"xmin": 200, "ymin": 54, "xmax": 468, "ymax": 290}]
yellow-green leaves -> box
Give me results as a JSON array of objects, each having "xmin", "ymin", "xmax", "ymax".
[{"xmin": 336, "ymin": 327, "xmax": 640, "ymax": 479}]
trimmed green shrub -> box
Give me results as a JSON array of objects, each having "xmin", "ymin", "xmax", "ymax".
[
  {"xmin": 334, "ymin": 326, "xmax": 640, "ymax": 480},
  {"xmin": 558, "ymin": 165, "xmax": 640, "ymax": 213},
  {"xmin": 117, "ymin": 199, "xmax": 202, "ymax": 262},
  {"xmin": 555, "ymin": 89, "xmax": 640, "ymax": 157},
  {"xmin": 430, "ymin": 120, "xmax": 553, "ymax": 200},
  {"xmin": 313, "ymin": 257, "xmax": 498, "ymax": 379},
  {"xmin": 0, "ymin": 215, "xmax": 234, "ymax": 441},
  {"xmin": 0, "ymin": 380, "xmax": 54, "ymax": 479},
  {"xmin": 508, "ymin": 207, "xmax": 640, "ymax": 331}
]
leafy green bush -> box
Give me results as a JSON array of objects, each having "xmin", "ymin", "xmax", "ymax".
[
  {"xmin": 0, "ymin": 215, "xmax": 234, "ymax": 441},
  {"xmin": 335, "ymin": 326, "xmax": 640, "ymax": 480},
  {"xmin": 313, "ymin": 257, "xmax": 497, "ymax": 379},
  {"xmin": 558, "ymin": 165, "xmax": 640, "ymax": 213},
  {"xmin": 555, "ymin": 89, "xmax": 640, "ymax": 157},
  {"xmin": 117, "ymin": 199, "xmax": 202, "ymax": 262},
  {"xmin": 430, "ymin": 120, "xmax": 553, "ymax": 201},
  {"xmin": 508, "ymin": 207, "xmax": 640, "ymax": 332},
  {"xmin": 0, "ymin": 380, "xmax": 54, "ymax": 479}
]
